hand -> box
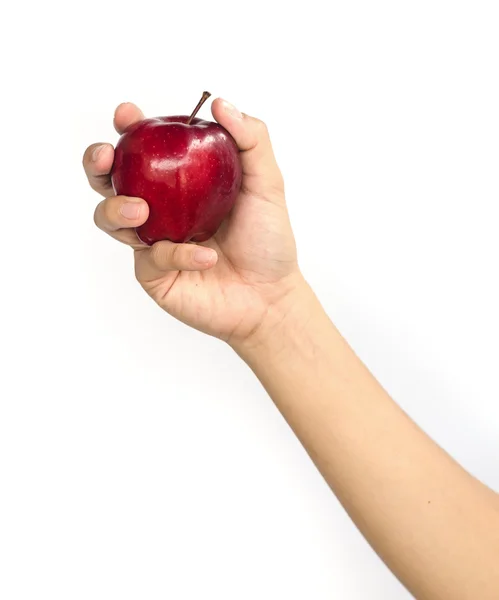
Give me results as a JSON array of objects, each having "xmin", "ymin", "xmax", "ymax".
[{"xmin": 83, "ymin": 99, "xmax": 302, "ymax": 347}]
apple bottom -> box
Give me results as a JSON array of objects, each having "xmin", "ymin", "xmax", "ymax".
[{"xmin": 135, "ymin": 227, "xmax": 214, "ymax": 246}]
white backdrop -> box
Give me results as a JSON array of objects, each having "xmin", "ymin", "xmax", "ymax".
[{"xmin": 1, "ymin": 1, "xmax": 498, "ymax": 598}]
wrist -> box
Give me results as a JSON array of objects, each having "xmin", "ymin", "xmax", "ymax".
[{"xmin": 230, "ymin": 273, "xmax": 328, "ymax": 364}]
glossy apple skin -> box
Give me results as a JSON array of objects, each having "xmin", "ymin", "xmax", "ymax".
[{"xmin": 111, "ymin": 116, "xmax": 242, "ymax": 245}]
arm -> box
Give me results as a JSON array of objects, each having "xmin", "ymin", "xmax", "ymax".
[
  {"xmin": 84, "ymin": 99, "xmax": 499, "ymax": 599},
  {"xmin": 235, "ymin": 280, "xmax": 499, "ymax": 599}
]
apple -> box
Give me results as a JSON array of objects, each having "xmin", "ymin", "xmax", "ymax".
[{"xmin": 111, "ymin": 92, "xmax": 242, "ymax": 245}]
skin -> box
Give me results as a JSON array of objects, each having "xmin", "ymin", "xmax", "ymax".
[{"xmin": 83, "ymin": 99, "xmax": 499, "ymax": 598}]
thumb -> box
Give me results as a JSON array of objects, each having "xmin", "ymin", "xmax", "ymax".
[{"xmin": 211, "ymin": 98, "xmax": 284, "ymax": 196}]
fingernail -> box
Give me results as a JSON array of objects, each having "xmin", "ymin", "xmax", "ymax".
[
  {"xmin": 221, "ymin": 99, "xmax": 242, "ymax": 119},
  {"xmin": 120, "ymin": 202, "xmax": 142, "ymax": 220},
  {"xmin": 92, "ymin": 144, "xmax": 105, "ymax": 161},
  {"xmin": 194, "ymin": 247, "xmax": 216, "ymax": 264}
]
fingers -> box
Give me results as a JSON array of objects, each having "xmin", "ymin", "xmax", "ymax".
[
  {"xmin": 114, "ymin": 102, "xmax": 145, "ymax": 134},
  {"xmin": 94, "ymin": 195, "xmax": 149, "ymax": 247},
  {"xmin": 136, "ymin": 241, "xmax": 218, "ymax": 282},
  {"xmin": 82, "ymin": 143, "xmax": 115, "ymax": 197},
  {"xmin": 211, "ymin": 98, "xmax": 284, "ymax": 197},
  {"xmin": 92, "ymin": 196, "xmax": 220, "ymax": 272},
  {"xmin": 83, "ymin": 103, "xmax": 145, "ymax": 197}
]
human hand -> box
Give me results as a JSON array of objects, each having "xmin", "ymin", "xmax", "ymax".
[{"xmin": 83, "ymin": 99, "xmax": 303, "ymax": 347}]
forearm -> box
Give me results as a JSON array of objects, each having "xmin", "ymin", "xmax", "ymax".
[{"xmin": 234, "ymin": 279, "xmax": 499, "ymax": 599}]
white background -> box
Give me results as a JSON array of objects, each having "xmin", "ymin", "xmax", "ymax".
[{"xmin": 1, "ymin": 1, "xmax": 498, "ymax": 598}]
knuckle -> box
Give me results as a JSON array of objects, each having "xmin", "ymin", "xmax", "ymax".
[
  {"xmin": 134, "ymin": 259, "xmax": 142, "ymax": 282},
  {"xmin": 93, "ymin": 201, "xmax": 106, "ymax": 229},
  {"xmin": 149, "ymin": 242, "xmax": 163, "ymax": 267},
  {"xmin": 102, "ymin": 198, "xmax": 117, "ymax": 224},
  {"xmin": 82, "ymin": 145, "xmax": 92, "ymax": 168},
  {"xmin": 93, "ymin": 205, "xmax": 100, "ymax": 228},
  {"xmin": 254, "ymin": 118, "xmax": 269, "ymax": 137},
  {"xmin": 94, "ymin": 197, "xmax": 119, "ymax": 231},
  {"xmin": 170, "ymin": 244, "xmax": 182, "ymax": 265},
  {"xmin": 83, "ymin": 143, "xmax": 99, "ymax": 168},
  {"xmin": 150, "ymin": 242, "xmax": 173, "ymax": 270}
]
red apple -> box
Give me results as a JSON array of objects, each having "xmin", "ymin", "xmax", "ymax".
[{"xmin": 111, "ymin": 92, "xmax": 242, "ymax": 245}]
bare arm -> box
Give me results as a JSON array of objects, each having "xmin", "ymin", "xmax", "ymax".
[
  {"xmin": 235, "ymin": 280, "xmax": 499, "ymax": 600},
  {"xmin": 85, "ymin": 99, "xmax": 499, "ymax": 599}
]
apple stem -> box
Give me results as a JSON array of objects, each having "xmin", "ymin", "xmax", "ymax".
[{"xmin": 186, "ymin": 91, "xmax": 211, "ymax": 125}]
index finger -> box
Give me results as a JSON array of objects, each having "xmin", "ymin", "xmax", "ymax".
[
  {"xmin": 82, "ymin": 142, "xmax": 115, "ymax": 197},
  {"xmin": 83, "ymin": 103, "xmax": 146, "ymax": 197}
]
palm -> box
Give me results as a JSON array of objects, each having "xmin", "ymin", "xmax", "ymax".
[{"xmin": 135, "ymin": 186, "xmax": 298, "ymax": 342}]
